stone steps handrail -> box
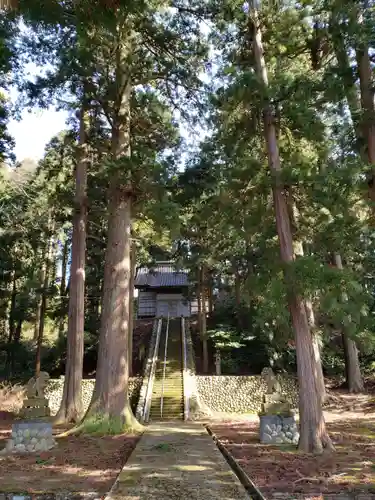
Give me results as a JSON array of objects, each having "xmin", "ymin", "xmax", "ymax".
[
  {"xmin": 181, "ymin": 316, "xmax": 189, "ymax": 420},
  {"xmin": 135, "ymin": 318, "xmax": 162, "ymax": 423},
  {"xmin": 142, "ymin": 317, "xmax": 163, "ymax": 423}
]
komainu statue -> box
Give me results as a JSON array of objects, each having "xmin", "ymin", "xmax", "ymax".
[
  {"xmin": 26, "ymin": 371, "xmax": 50, "ymax": 398},
  {"xmin": 261, "ymin": 367, "xmax": 281, "ymax": 394}
]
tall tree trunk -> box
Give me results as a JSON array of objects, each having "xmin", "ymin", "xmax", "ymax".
[
  {"xmin": 83, "ymin": 70, "xmax": 139, "ymax": 432},
  {"xmin": 34, "ymin": 247, "xmax": 47, "ymax": 342},
  {"xmin": 330, "ymin": 22, "xmax": 362, "ymax": 146},
  {"xmin": 55, "ymin": 103, "xmax": 88, "ymax": 424},
  {"xmin": 35, "ymin": 271, "xmax": 48, "ymax": 377},
  {"xmin": 333, "ymin": 253, "xmax": 364, "ymax": 393},
  {"xmin": 356, "ymin": 44, "xmax": 375, "ymax": 200},
  {"xmin": 8, "ymin": 273, "xmax": 16, "ymax": 345},
  {"xmin": 250, "ymin": 3, "xmax": 332, "ymax": 453},
  {"xmin": 234, "ymin": 269, "xmax": 241, "ymax": 308},
  {"xmin": 35, "ymin": 223, "xmax": 54, "ymax": 377},
  {"xmin": 11, "ymin": 309, "xmax": 24, "ymax": 376},
  {"xmin": 289, "ymin": 201, "xmax": 326, "ymax": 404},
  {"xmin": 305, "ymin": 298, "xmax": 326, "ymax": 404},
  {"xmin": 5, "ymin": 272, "xmax": 16, "ymax": 378},
  {"xmin": 128, "ymin": 240, "xmax": 136, "ymax": 377},
  {"xmin": 208, "ymin": 270, "xmax": 214, "ymax": 316},
  {"xmin": 201, "ymin": 266, "xmax": 208, "ymax": 373},
  {"xmin": 58, "ymin": 239, "xmax": 70, "ymax": 340},
  {"xmin": 197, "ymin": 268, "xmax": 203, "ymax": 335}
]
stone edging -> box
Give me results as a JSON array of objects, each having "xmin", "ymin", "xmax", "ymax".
[
  {"xmin": 0, "ymin": 494, "xmax": 102, "ymax": 500},
  {"xmin": 206, "ymin": 425, "xmax": 267, "ymax": 500}
]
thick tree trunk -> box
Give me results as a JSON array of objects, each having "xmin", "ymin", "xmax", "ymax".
[
  {"xmin": 82, "ymin": 73, "xmax": 140, "ymax": 433},
  {"xmin": 128, "ymin": 240, "xmax": 136, "ymax": 377},
  {"xmin": 330, "ymin": 23, "xmax": 362, "ymax": 145},
  {"xmin": 250, "ymin": 2, "xmax": 332, "ymax": 453},
  {"xmin": 290, "ymin": 205, "xmax": 326, "ymax": 405},
  {"xmin": 333, "ymin": 253, "xmax": 364, "ymax": 393},
  {"xmin": 356, "ymin": 44, "xmax": 375, "ymax": 199},
  {"xmin": 86, "ymin": 188, "xmax": 138, "ymax": 431},
  {"xmin": 305, "ymin": 298, "xmax": 326, "ymax": 404},
  {"xmin": 55, "ymin": 104, "xmax": 88, "ymax": 424}
]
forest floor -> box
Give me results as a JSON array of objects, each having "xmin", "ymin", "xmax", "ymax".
[
  {"xmin": 209, "ymin": 385, "xmax": 375, "ymax": 500},
  {"xmin": 0, "ymin": 416, "xmax": 141, "ymax": 495}
]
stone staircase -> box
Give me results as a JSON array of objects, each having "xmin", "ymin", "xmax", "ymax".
[{"xmin": 149, "ymin": 319, "xmax": 184, "ymax": 421}]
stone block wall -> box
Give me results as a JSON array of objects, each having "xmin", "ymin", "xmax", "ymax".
[
  {"xmin": 45, "ymin": 377, "xmax": 143, "ymax": 416},
  {"xmin": 195, "ymin": 375, "xmax": 298, "ymax": 414}
]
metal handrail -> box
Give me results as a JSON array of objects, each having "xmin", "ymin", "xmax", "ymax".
[
  {"xmin": 181, "ymin": 317, "xmax": 189, "ymax": 420},
  {"xmin": 143, "ymin": 317, "xmax": 162, "ymax": 423},
  {"xmin": 160, "ymin": 313, "xmax": 170, "ymax": 419}
]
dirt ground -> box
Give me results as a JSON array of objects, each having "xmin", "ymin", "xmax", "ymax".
[
  {"xmin": 0, "ymin": 417, "xmax": 140, "ymax": 494},
  {"xmin": 210, "ymin": 388, "xmax": 375, "ymax": 499}
]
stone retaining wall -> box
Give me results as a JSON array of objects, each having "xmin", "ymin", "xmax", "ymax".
[
  {"xmin": 45, "ymin": 377, "xmax": 142, "ymax": 416},
  {"xmin": 196, "ymin": 375, "xmax": 298, "ymax": 414}
]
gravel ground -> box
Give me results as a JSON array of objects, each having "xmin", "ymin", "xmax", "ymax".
[{"xmin": 108, "ymin": 421, "xmax": 249, "ymax": 500}]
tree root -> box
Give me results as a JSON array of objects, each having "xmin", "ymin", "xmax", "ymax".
[
  {"xmin": 56, "ymin": 410, "xmax": 143, "ymax": 438},
  {"xmin": 294, "ymin": 470, "xmax": 327, "ymax": 485}
]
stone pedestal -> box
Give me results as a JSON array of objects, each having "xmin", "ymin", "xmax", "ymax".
[
  {"xmin": 0, "ymin": 421, "xmax": 57, "ymax": 455},
  {"xmin": 259, "ymin": 414, "xmax": 299, "ymax": 445},
  {"xmin": 19, "ymin": 398, "xmax": 50, "ymax": 419},
  {"xmin": 262, "ymin": 394, "xmax": 291, "ymax": 415}
]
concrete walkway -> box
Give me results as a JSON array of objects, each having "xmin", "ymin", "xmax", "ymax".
[{"xmin": 107, "ymin": 422, "xmax": 249, "ymax": 500}]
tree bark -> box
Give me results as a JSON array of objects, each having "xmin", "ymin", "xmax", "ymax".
[
  {"xmin": 200, "ymin": 266, "xmax": 208, "ymax": 373},
  {"xmin": 305, "ymin": 298, "xmax": 326, "ymax": 404},
  {"xmin": 55, "ymin": 103, "xmax": 88, "ymax": 424},
  {"xmin": 35, "ymin": 231, "xmax": 54, "ymax": 377},
  {"xmin": 330, "ymin": 22, "xmax": 362, "ymax": 145},
  {"xmin": 333, "ymin": 253, "xmax": 364, "ymax": 393},
  {"xmin": 250, "ymin": 2, "xmax": 332, "ymax": 453},
  {"xmin": 356, "ymin": 44, "xmax": 375, "ymax": 198},
  {"xmin": 208, "ymin": 270, "xmax": 214, "ymax": 316},
  {"xmin": 128, "ymin": 240, "xmax": 136, "ymax": 377},
  {"xmin": 197, "ymin": 268, "xmax": 203, "ymax": 334},
  {"xmin": 34, "ymin": 253, "xmax": 46, "ymax": 342},
  {"xmin": 82, "ymin": 67, "xmax": 139, "ymax": 432},
  {"xmin": 289, "ymin": 203, "xmax": 326, "ymax": 404},
  {"xmin": 5, "ymin": 272, "xmax": 16, "ymax": 378},
  {"xmin": 58, "ymin": 239, "xmax": 70, "ymax": 340}
]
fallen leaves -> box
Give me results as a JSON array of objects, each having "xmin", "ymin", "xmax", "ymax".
[
  {"xmin": 0, "ymin": 423, "xmax": 140, "ymax": 494},
  {"xmin": 211, "ymin": 417, "xmax": 375, "ymax": 498}
]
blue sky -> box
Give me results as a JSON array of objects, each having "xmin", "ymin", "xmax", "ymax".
[{"xmin": 8, "ymin": 107, "xmax": 68, "ymax": 162}]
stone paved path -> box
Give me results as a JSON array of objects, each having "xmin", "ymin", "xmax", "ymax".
[
  {"xmin": 270, "ymin": 494, "xmax": 375, "ymax": 499},
  {"xmin": 107, "ymin": 421, "xmax": 249, "ymax": 500}
]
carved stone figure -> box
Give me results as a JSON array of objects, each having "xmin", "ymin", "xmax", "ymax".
[
  {"xmin": 26, "ymin": 371, "xmax": 50, "ymax": 398},
  {"xmin": 261, "ymin": 367, "xmax": 281, "ymax": 394}
]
